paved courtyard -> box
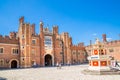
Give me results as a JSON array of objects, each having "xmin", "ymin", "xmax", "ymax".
[{"xmin": 0, "ymin": 64, "xmax": 119, "ymax": 80}]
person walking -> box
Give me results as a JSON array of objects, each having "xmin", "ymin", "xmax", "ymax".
[
  {"xmin": 59, "ymin": 63, "xmax": 62, "ymax": 69},
  {"xmin": 56, "ymin": 62, "xmax": 59, "ymax": 69}
]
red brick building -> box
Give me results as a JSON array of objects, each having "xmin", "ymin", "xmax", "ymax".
[{"xmin": 0, "ymin": 17, "xmax": 87, "ymax": 68}]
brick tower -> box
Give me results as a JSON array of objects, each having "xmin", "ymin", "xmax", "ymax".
[
  {"xmin": 18, "ymin": 17, "xmax": 32, "ymax": 67},
  {"xmin": 18, "ymin": 17, "xmax": 40, "ymax": 68},
  {"xmin": 102, "ymin": 34, "xmax": 107, "ymax": 42}
]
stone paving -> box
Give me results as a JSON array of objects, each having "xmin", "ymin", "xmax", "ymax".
[{"xmin": 0, "ymin": 65, "xmax": 120, "ymax": 80}]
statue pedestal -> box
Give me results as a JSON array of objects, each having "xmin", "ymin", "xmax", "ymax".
[
  {"xmin": 88, "ymin": 55, "xmax": 111, "ymax": 71},
  {"xmin": 88, "ymin": 66, "xmax": 110, "ymax": 71}
]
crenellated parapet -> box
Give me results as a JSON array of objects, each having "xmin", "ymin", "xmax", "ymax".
[
  {"xmin": 0, "ymin": 35, "xmax": 19, "ymax": 44},
  {"xmin": 9, "ymin": 32, "xmax": 17, "ymax": 39},
  {"xmin": 71, "ymin": 44, "xmax": 85, "ymax": 50},
  {"xmin": 32, "ymin": 34, "xmax": 39, "ymax": 37},
  {"xmin": 106, "ymin": 40, "xmax": 120, "ymax": 46}
]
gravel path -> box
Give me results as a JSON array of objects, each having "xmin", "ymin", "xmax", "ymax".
[{"xmin": 0, "ymin": 65, "xmax": 119, "ymax": 80}]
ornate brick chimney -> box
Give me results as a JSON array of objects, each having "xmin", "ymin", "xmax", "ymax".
[
  {"xmin": 31, "ymin": 24, "xmax": 35, "ymax": 35},
  {"xmin": 19, "ymin": 16, "xmax": 24, "ymax": 24},
  {"xmin": 40, "ymin": 21, "xmax": 43, "ymax": 33},
  {"xmin": 102, "ymin": 34, "xmax": 107, "ymax": 42}
]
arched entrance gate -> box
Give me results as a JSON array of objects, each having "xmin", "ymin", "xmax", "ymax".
[
  {"xmin": 11, "ymin": 60, "xmax": 17, "ymax": 68},
  {"xmin": 45, "ymin": 54, "xmax": 52, "ymax": 66}
]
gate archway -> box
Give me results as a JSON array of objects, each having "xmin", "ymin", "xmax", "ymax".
[
  {"xmin": 45, "ymin": 54, "xmax": 52, "ymax": 66},
  {"xmin": 11, "ymin": 60, "xmax": 17, "ymax": 68}
]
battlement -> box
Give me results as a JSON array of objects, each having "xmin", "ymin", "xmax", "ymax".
[
  {"xmin": 43, "ymin": 27, "xmax": 53, "ymax": 35},
  {"xmin": 9, "ymin": 32, "xmax": 17, "ymax": 39},
  {"xmin": 32, "ymin": 34, "xmax": 39, "ymax": 37},
  {"xmin": 0, "ymin": 35, "xmax": 19, "ymax": 44},
  {"xmin": 106, "ymin": 40, "xmax": 120, "ymax": 46},
  {"xmin": 71, "ymin": 44, "xmax": 85, "ymax": 50}
]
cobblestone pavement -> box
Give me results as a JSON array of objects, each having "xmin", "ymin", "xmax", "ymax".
[{"xmin": 0, "ymin": 65, "xmax": 119, "ymax": 80}]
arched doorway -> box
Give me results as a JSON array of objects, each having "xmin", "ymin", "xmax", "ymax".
[
  {"xmin": 45, "ymin": 54, "xmax": 52, "ymax": 66},
  {"xmin": 11, "ymin": 60, "xmax": 17, "ymax": 68}
]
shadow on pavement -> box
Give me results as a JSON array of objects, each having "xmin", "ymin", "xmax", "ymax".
[{"xmin": 0, "ymin": 77, "xmax": 7, "ymax": 80}]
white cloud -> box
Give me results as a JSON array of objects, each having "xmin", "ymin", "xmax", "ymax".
[
  {"xmin": 106, "ymin": 38, "xmax": 112, "ymax": 41},
  {"xmin": 92, "ymin": 33, "xmax": 97, "ymax": 36}
]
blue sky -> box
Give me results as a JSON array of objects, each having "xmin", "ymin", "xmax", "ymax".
[{"xmin": 0, "ymin": 0, "xmax": 120, "ymax": 45}]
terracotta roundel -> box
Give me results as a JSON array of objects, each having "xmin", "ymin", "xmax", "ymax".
[
  {"xmin": 92, "ymin": 61, "xmax": 98, "ymax": 66},
  {"xmin": 100, "ymin": 61, "xmax": 107, "ymax": 66},
  {"xmin": 94, "ymin": 50, "xmax": 98, "ymax": 55}
]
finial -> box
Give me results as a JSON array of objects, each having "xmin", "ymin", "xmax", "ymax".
[{"xmin": 95, "ymin": 38, "xmax": 100, "ymax": 44}]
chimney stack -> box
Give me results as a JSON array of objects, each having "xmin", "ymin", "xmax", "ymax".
[
  {"xmin": 102, "ymin": 34, "xmax": 107, "ymax": 42},
  {"xmin": 31, "ymin": 24, "xmax": 35, "ymax": 35},
  {"xmin": 40, "ymin": 21, "xmax": 43, "ymax": 33},
  {"xmin": 19, "ymin": 16, "xmax": 24, "ymax": 24},
  {"xmin": 53, "ymin": 26, "xmax": 58, "ymax": 34}
]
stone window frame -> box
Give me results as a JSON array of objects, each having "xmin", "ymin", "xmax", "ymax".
[
  {"xmin": 44, "ymin": 36, "xmax": 53, "ymax": 49},
  {"xmin": 0, "ymin": 47, "xmax": 4, "ymax": 54},
  {"xmin": 12, "ymin": 48, "xmax": 19, "ymax": 55},
  {"xmin": 32, "ymin": 39, "xmax": 36, "ymax": 44}
]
